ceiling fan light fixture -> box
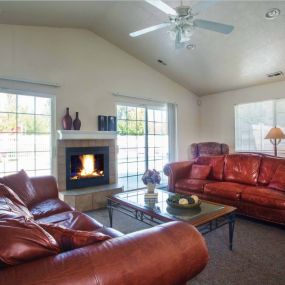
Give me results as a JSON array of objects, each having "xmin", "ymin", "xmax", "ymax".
[
  {"xmin": 179, "ymin": 26, "xmax": 192, "ymax": 43},
  {"xmin": 130, "ymin": 0, "xmax": 235, "ymax": 49},
  {"xmin": 265, "ymin": 8, "xmax": 281, "ymax": 19},
  {"xmin": 175, "ymin": 28, "xmax": 182, "ymax": 44},
  {"xmin": 182, "ymin": 22, "xmax": 194, "ymax": 35},
  {"xmin": 168, "ymin": 22, "xmax": 193, "ymax": 43},
  {"xmin": 168, "ymin": 27, "xmax": 177, "ymax": 40},
  {"xmin": 180, "ymin": 31, "xmax": 191, "ymax": 43}
]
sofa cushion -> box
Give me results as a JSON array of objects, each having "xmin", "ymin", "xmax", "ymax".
[
  {"xmin": 224, "ymin": 154, "xmax": 261, "ymax": 185},
  {"xmin": 39, "ymin": 223, "xmax": 111, "ymax": 252},
  {"xmin": 0, "ymin": 184, "xmax": 33, "ymax": 220},
  {"xmin": 195, "ymin": 156, "xmax": 225, "ymax": 180},
  {"xmin": 258, "ymin": 156, "xmax": 285, "ymax": 185},
  {"xmin": 204, "ymin": 182, "xmax": 245, "ymax": 200},
  {"xmin": 0, "ymin": 196, "xmax": 32, "ymax": 220},
  {"xmin": 37, "ymin": 211, "xmax": 123, "ymax": 238},
  {"xmin": 0, "ymin": 170, "xmax": 37, "ymax": 206},
  {"xmin": 268, "ymin": 165, "xmax": 285, "ymax": 192},
  {"xmin": 0, "ymin": 218, "xmax": 59, "ymax": 266},
  {"xmin": 36, "ymin": 210, "xmax": 104, "ymax": 231},
  {"xmin": 175, "ymin": 179, "xmax": 212, "ymax": 193},
  {"xmin": 190, "ymin": 165, "xmax": 211, "ymax": 180},
  {"xmin": 241, "ymin": 186, "xmax": 285, "ymax": 210},
  {"xmin": 29, "ymin": 199, "xmax": 73, "ymax": 219}
]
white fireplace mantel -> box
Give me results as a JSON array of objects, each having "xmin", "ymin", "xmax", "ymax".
[{"xmin": 57, "ymin": 130, "xmax": 116, "ymax": 140}]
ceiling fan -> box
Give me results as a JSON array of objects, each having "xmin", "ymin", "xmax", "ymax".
[{"xmin": 130, "ymin": 0, "xmax": 234, "ymax": 49}]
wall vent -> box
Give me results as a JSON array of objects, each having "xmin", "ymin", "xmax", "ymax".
[
  {"xmin": 267, "ymin": 71, "xmax": 284, "ymax": 78},
  {"xmin": 157, "ymin": 59, "xmax": 167, "ymax": 66}
]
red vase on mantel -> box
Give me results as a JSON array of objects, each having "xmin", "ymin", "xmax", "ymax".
[
  {"xmin": 62, "ymin": 107, "xmax": 72, "ymax": 130},
  {"xmin": 73, "ymin": 112, "xmax": 81, "ymax": 130}
]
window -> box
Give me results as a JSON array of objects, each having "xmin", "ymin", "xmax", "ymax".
[
  {"xmin": 235, "ymin": 99, "xmax": 285, "ymax": 156},
  {"xmin": 0, "ymin": 92, "xmax": 54, "ymax": 177},
  {"xmin": 117, "ymin": 104, "xmax": 169, "ymax": 190}
]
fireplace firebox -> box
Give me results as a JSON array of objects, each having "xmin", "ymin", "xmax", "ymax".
[{"xmin": 66, "ymin": 146, "xmax": 109, "ymax": 190}]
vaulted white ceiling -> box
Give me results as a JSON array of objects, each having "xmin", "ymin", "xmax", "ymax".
[{"xmin": 0, "ymin": 1, "xmax": 284, "ymax": 95}]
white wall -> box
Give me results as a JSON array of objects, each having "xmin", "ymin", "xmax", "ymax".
[
  {"xmin": 0, "ymin": 24, "xmax": 200, "ymax": 160},
  {"xmin": 199, "ymin": 80, "xmax": 285, "ymax": 151}
]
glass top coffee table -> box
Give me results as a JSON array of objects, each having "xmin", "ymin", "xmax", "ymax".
[{"xmin": 107, "ymin": 189, "xmax": 237, "ymax": 250}]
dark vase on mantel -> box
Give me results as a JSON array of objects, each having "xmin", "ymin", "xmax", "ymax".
[
  {"xmin": 73, "ymin": 112, "xmax": 81, "ymax": 130},
  {"xmin": 62, "ymin": 107, "xmax": 72, "ymax": 130}
]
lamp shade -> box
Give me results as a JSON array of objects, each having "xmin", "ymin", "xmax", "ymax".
[{"xmin": 265, "ymin": 127, "xmax": 285, "ymax": 139}]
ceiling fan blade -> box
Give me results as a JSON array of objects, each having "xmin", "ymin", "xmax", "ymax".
[
  {"xmin": 192, "ymin": 0, "xmax": 220, "ymax": 14},
  {"xmin": 130, "ymin": 23, "xmax": 171, "ymax": 37},
  {"xmin": 194, "ymin": 19, "xmax": 234, "ymax": 34},
  {"xmin": 145, "ymin": 0, "xmax": 177, "ymax": 15}
]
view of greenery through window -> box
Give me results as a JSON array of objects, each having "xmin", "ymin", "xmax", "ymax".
[
  {"xmin": 117, "ymin": 106, "xmax": 145, "ymax": 135},
  {"xmin": 0, "ymin": 92, "xmax": 53, "ymax": 176},
  {"xmin": 117, "ymin": 104, "xmax": 169, "ymax": 190},
  {"xmin": 235, "ymin": 99, "xmax": 285, "ymax": 156}
]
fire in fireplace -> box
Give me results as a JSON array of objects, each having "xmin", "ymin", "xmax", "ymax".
[
  {"xmin": 70, "ymin": 154, "xmax": 104, "ymax": 180},
  {"xmin": 66, "ymin": 147, "xmax": 109, "ymax": 190}
]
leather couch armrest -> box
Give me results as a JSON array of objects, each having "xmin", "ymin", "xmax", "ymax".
[
  {"xmin": 30, "ymin": 175, "xmax": 59, "ymax": 201},
  {"xmin": 164, "ymin": 161, "xmax": 194, "ymax": 191},
  {"xmin": 0, "ymin": 222, "xmax": 208, "ymax": 285}
]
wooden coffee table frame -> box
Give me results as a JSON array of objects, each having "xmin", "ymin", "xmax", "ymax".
[{"xmin": 107, "ymin": 192, "xmax": 236, "ymax": 250}]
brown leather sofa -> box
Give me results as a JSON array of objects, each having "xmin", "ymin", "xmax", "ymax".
[
  {"xmin": 164, "ymin": 153, "xmax": 285, "ymax": 225},
  {"xmin": 0, "ymin": 171, "xmax": 208, "ymax": 285}
]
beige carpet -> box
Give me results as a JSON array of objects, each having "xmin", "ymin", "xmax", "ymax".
[{"xmin": 86, "ymin": 209, "xmax": 285, "ymax": 285}]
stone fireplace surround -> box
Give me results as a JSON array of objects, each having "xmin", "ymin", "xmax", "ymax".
[{"xmin": 57, "ymin": 131, "xmax": 122, "ymax": 211}]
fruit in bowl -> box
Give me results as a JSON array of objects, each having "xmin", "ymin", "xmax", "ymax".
[
  {"xmin": 178, "ymin": 198, "xmax": 189, "ymax": 205},
  {"xmin": 191, "ymin": 195, "xmax": 199, "ymax": 204},
  {"xmin": 167, "ymin": 194, "xmax": 201, "ymax": 209}
]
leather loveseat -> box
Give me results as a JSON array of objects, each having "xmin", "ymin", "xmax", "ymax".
[
  {"xmin": 164, "ymin": 153, "xmax": 285, "ymax": 225},
  {"xmin": 0, "ymin": 171, "xmax": 208, "ymax": 285}
]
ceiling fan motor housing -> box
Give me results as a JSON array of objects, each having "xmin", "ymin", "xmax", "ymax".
[{"xmin": 175, "ymin": 6, "xmax": 191, "ymax": 17}]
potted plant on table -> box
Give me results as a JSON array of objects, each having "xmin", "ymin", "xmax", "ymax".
[{"xmin": 142, "ymin": 169, "xmax": 161, "ymax": 194}]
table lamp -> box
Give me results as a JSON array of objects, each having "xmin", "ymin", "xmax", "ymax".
[{"xmin": 264, "ymin": 127, "xmax": 285, "ymax": 156}]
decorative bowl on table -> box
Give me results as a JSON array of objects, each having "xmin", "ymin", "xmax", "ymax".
[{"xmin": 166, "ymin": 194, "xmax": 201, "ymax": 209}]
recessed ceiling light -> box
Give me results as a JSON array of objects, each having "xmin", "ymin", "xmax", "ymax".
[
  {"xmin": 186, "ymin": 44, "xmax": 196, "ymax": 50},
  {"xmin": 157, "ymin": 59, "xmax": 167, "ymax": 66},
  {"xmin": 265, "ymin": 8, "xmax": 281, "ymax": 19}
]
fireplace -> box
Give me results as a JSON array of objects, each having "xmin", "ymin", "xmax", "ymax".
[{"xmin": 66, "ymin": 146, "xmax": 109, "ymax": 190}]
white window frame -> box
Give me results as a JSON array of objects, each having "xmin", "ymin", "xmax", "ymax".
[
  {"xmin": 116, "ymin": 103, "xmax": 169, "ymax": 190},
  {"xmin": 234, "ymin": 98, "xmax": 285, "ymax": 155},
  {"xmin": 0, "ymin": 88, "xmax": 56, "ymax": 176}
]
